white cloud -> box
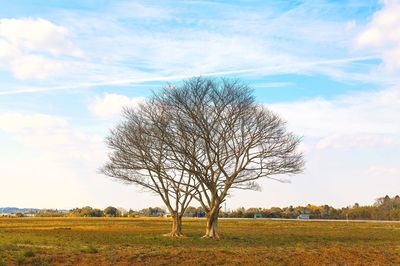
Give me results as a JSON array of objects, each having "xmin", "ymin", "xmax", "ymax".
[
  {"xmin": 9, "ymin": 54, "xmax": 64, "ymax": 80},
  {"xmin": 0, "ymin": 155, "xmax": 91, "ymax": 208},
  {"xmin": 88, "ymin": 93, "xmax": 145, "ymax": 117},
  {"xmin": 0, "ymin": 112, "xmax": 161, "ymax": 209},
  {"xmin": 0, "ymin": 18, "xmax": 81, "ymax": 56},
  {"xmin": 368, "ymin": 166, "xmax": 400, "ymax": 176},
  {"xmin": 270, "ymin": 87, "xmax": 400, "ymax": 149},
  {"xmin": 0, "ymin": 113, "xmax": 67, "ymax": 132},
  {"xmin": 0, "ymin": 113, "xmax": 102, "ymax": 161},
  {"xmin": 0, "ymin": 18, "xmax": 82, "ymax": 79},
  {"xmin": 316, "ymin": 134, "xmax": 399, "ymax": 149},
  {"xmin": 0, "ymin": 112, "xmax": 105, "ymax": 208},
  {"xmin": 355, "ymin": 0, "xmax": 400, "ymax": 72},
  {"xmin": 0, "ymin": 39, "xmax": 19, "ymax": 59}
]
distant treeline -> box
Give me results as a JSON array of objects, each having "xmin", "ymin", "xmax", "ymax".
[
  {"xmin": 2, "ymin": 195, "xmax": 400, "ymax": 220},
  {"xmin": 222, "ymin": 195, "xmax": 400, "ymax": 220}
]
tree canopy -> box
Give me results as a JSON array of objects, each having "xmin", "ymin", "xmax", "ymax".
[{"xmin": 102, "ymin": 77, "xmax": 304, "ymax": 238}]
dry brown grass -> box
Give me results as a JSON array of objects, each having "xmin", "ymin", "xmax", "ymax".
[{"xmin": 0, "ymin": 217, "xmax": 400, "ymax": 265}]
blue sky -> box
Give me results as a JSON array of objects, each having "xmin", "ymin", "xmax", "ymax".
[{"xmin": 1, "ymin": 0, "xmax": 399, "ymax": 210}]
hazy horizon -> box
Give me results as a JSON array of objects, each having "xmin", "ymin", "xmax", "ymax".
[{"xmin": 0, "ymin": 193, "xmax": 394, "ymax": 211}]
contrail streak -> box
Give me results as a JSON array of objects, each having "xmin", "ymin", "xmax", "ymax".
[{"xmin": 0, "ymin": 55, "xmax": 378, "ymax": 96}]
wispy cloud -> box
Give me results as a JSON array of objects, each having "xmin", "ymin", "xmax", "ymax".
[
  {"xmin": 251, "ymin": 82, "xmax": 294, "ymax": 88},
  {"xmin": 0, "ymin": 55, "xmax": 378, "ymax": 96},
  {"xmin": 0, "ymin": 1, "xmax": 385, "ymax": 94}
]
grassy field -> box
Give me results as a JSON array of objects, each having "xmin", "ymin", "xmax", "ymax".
[{"xmin": 0, "ymin": 217, "xmax": 400, "ymax": 265}]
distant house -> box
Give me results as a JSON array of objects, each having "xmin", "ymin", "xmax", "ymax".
[
  {"xmin": 297, "ymin": 214, "xmax": 310, "ymax": 219},
  {"xmin": 151, "ymin": 210, "xmax": 165, "ymax": 217},
  {"xmin": 254, "ymin": 213, "xmax": 262, "ymax": 218},
  {"xmin": 196, "ymin": 211, "xmax": 206, "ymax": 218}
]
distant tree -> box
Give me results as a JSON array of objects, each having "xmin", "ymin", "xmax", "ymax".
[
  {"xmin": 269, "ymin": 207, "xmax": 283, "ymax": 218},
  {"xmin": 127, "ymin": 209, "xmax": 137, "ymax": 217},
  {"xmin": 184, "ymin": 206, "xmax": 198, "ymax": 217},
  {"xmin": 244, "ymin": 208, "xmax": 260, "ymax": 218},
  {"xmin": 69, "ymin": 207, "xmax": 103, "ymax": 217},
  {"xmin": 104, "ymin": 206, "xmax": 119, "ymax": 217},
  {"xmin": 375, "ymin": 195, "xmax": 390, "ymax": 208},
  {"xmin": 237, "ymin": 207, "xmax": 246, "ymax": 218},
  {"xmin": 348, "ymin": 206, "xmax": 376, "ymax": 220},
  {"xmin": 282, "ymin": 206, "xmax": 296, "ymax": 219},
  {"xmin": 393, "ymin": 196, "xmax": 400, "ymax": 209},
  {"xmin": 36, "ymin": 209, "xmax": 66, "ymax": 217},
  {"xmin": 140, "ymin": 207, "xmax": 165, "ymax": 217},
  {"xmin": 117, "ymin": 207, "xmax": 127, "ymax": 217}
]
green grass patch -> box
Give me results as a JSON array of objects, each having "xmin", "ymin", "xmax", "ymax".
[{"xmin": 80, "ymin": 246, "xmax": 98, "ymax": 254}]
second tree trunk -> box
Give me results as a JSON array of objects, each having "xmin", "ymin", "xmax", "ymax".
[
  {"xmin": 203, "ymin": 209, "xmax": 220, "ymax": 239},
  {"xmin": 165, "ymin": 213, "xmax": 183, "ymax": 237}
]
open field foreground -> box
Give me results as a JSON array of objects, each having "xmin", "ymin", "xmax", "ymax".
[{"xmin": 1, "ymin": 218, "xmax": 400, "ymax": 265}]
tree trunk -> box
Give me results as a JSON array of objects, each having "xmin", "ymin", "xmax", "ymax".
[
  {"xmin": 203, "ymin": 208, "xmax": 220, "ymax": 239},
  {"xmin": 164, "ymin": 213, "xmax": 184, "ymax": 237}
]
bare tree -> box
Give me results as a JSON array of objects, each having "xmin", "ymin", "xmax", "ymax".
[
  {"xmin": 102, "ymin": 105, "xmax": 196, "ymax": 237},
  {"xmin": 153, "ymin": 77, "xmax": 304, "ymax": 238},
  {"xmin": 103, "ymin": 77, "xmax": 304, "ymax": 239}
]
